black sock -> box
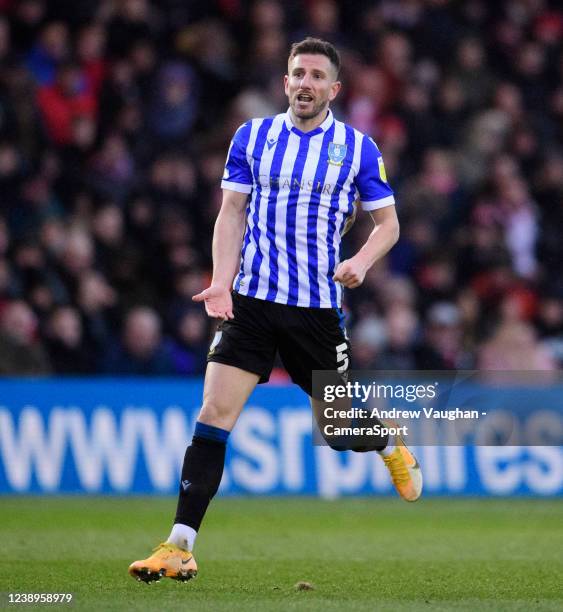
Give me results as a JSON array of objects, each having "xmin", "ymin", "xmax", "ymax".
[
  {"xmin": 174, "ymin": 431, "xmax": 227, "ymax": 531},
  {"xmin": 328, "ymin": 416, "xmax": 389, "ymax": 452},
  {"xmin": 353, "ymin": 416, "xmax": 389, "ymax": 452}
]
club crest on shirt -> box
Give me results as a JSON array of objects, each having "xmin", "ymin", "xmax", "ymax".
[{"xmin": 328, "ymin": 142, "xmax": 347, "ymax": 166}]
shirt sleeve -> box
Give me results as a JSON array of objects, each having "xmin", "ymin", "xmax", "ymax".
[
  {"xmin": 221, "ymin": 121, "xmax": 253, "ymax": 194},
  {"xmin": 354, "ymin": 135, "xmax": 395, "ymax": 211}
]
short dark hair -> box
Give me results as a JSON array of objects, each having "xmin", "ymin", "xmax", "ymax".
[{"xmin": 288, "ymin": 37, "xmax": 341, "ymax": 76}]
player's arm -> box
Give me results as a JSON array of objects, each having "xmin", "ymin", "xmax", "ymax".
[
  {"xmin": 194, "ymin": 121, "xmax": 253, "ymax": 318},
  {"xmin": 193, "ymin": 189, "xmax": 248, "ymax": 318},
  {"xmin": 334, "ymin": 134, "xmax": 398, "ymax": 289},
  {"xmin": 333, "ymin": 205, "xmax": 399, "ymax": 288}
]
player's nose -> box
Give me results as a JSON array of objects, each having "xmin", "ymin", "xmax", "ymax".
[{"xmin": 299, "ymin": 72, "xmax": 313, "ymax": 88}]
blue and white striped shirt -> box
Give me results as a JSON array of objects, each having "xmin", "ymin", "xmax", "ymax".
[{"xmin": 221, "ymin": 109, "xmax": 395, "ymax": 308}]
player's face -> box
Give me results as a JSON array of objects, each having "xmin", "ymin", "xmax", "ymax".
[{"xmin": 284, "ymin": 54, "xmax": 341, "ymax": 122}]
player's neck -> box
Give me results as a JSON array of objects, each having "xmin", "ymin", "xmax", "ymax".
[{"xmin": 289, "ymin": 106, "xmax": 329, "ymax": 133}]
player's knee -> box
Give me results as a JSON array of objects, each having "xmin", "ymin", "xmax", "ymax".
[{"xmin": 198, "ymin": 398, "xmax": 232, "ymax": 429}]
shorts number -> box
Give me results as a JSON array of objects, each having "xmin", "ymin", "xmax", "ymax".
[{"xmin": 336, "ymin": 342, "xmax": 349, "ymax": 373}]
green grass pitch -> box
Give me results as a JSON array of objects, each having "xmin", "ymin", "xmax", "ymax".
[{"xmin": 1, "ymin": 497, "xmax": 561, "ymax": 611}]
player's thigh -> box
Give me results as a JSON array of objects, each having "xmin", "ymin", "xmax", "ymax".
[
  {"xmin": 277, "ymin": 306, "xmax": 351, "ymax": 398},
  {"xmin": 199, "ymin": 362, "xmax": 260, "ymax": 431}
]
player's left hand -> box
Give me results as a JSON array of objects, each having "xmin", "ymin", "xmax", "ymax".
[{"xmin": 333, "ymin": 258, "xmax": 367, "ymax": 288}]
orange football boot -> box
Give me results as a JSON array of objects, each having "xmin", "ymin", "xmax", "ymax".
[
  {"xmin": 381, "ymin": 432, "xmax": 423, "ymax": 502},
  {"xmin": 128, "ymin": 543, "xmax": 197, "ymax": 583}
]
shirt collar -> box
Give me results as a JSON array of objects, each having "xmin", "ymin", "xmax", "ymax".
[{"xmin": 284, "ymin": 108, "xmax": 334, "ymax": 136}]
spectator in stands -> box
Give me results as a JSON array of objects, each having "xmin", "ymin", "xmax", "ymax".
[
  {"xmin": 8, "ymin": 0, "xmax": 46, "ymax": 55},
  {"xmin": 0, "ymin": 141, "xmax": 23, "ymax": 209},
  {"xmin": 478, "ymin": 320, "xmax": 556, "ymax": 371},
  {"xmin": 377, "ymin": 306, "xmax": 419, "ymax": 370},
  {"xmin": 45, "ymin": 305, "xmax": 93, "ymax": 373},
  {"xmin": 0, "ymin": 16, "xmax": 10, "ymax": 66},
  {"xmin": 100, "ymin": 306, "xmax": 175, "ymax": 375},
  {"xmin": 147, "ymin": 62, "xmax": 197, "ymax": 144},
  {"xmin": 76, "ymin": 23, "xmax": 107, "ymax": 97},
  {"xmin": 415, "ymin": 302, "xmax": 471, "ymax": 369},
  {"xmin": 0, "ymin": 299, "xmax": 51, "ymax": 374},
  {"xmin": 25, "ymin": 21, "xmax": 68, "ymax": 86},
  {"xmin": 88, "ymin": 133, "xmax": 135, "ymax": 201},
  {"xmin": 76, "ymin": 270, "xmax": 116, "ymax": 359},
  {"xmin": 351, "ymin": 314, "xmax": 386, "ymax": 370},
  {"xmin": 168, "ymin": 308, "xmax": 209, "ymax": 375},
  {"xmin": 37, "ymin": 62, "xmax": 97, "ymax": 146}
]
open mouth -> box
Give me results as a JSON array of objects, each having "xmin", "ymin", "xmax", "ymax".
[{"xmin": 297, "ymin": 93, "xmax": 313, "ymax": 103}]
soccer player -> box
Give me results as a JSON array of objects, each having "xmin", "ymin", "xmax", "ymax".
[{"xmin": 128, "ymin": 37, "xmax": 422, "ymax": 583}]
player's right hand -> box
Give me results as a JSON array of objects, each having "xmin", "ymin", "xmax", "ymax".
[{"xmin": 192, "ymin": 286, "xmax": 234, "ymax": 319}]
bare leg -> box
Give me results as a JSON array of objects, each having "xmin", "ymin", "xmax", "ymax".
[{"xmin": 198, "ymin": 362, "xmax": 260, "ymax": 430}]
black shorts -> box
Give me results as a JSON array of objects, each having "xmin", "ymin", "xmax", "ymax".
[{"xmin": 207, "ymin": 292, "xmax": 351, "ymax": 397}]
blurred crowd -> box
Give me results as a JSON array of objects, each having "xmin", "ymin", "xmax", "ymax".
[{"xmin": 0, "ymin": 0, "xmax": 561, "ymax": 376}]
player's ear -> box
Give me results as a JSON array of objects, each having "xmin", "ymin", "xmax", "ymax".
[
  {"xmin": 284, "ymin": 74, "xmax": 289, "ymax": 95},
  {"xmin": 329, "ymin": 80, "xmax": 341, "ymax": 101}
]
